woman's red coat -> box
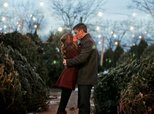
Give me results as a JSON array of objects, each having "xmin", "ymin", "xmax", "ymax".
[{"xmin": 55, "ymin": 43, "xmax": 80, "ymax": 89}]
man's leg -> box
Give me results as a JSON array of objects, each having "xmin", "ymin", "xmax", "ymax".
[{"xmin": 78, "ymin": 85, "xmax": 92, "ymax": 114}]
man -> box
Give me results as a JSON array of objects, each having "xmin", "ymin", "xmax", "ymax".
[{"xmin": 63, "ymin": 23, "xmax": 98, "ymax": 114}]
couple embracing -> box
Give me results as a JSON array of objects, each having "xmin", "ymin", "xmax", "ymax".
[{"xmin": 55, "ymin": 23, "xmax": 98, "ymax": 114}]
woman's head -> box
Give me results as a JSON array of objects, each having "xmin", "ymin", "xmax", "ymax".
[
  {"xmin": 60, "ymin": 32, "xmax": 77, "ymax": 58},
  {"xmin": 60, "ymin": 33, "xmax": 73, "ymax": 44}
]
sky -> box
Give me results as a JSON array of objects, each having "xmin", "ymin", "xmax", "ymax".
[
  {"xmin": 99, "ymin": 0, "xmax": 148, "ymax": 20},
  {"xmin": 103, "ymin": 0, "xmax": 132, "ymax": 19},
  {"xmin": 0, "ymin": 0, "xmax": 152, "ymax": 40},
  {"xmin": 40, "ymin": 0, "xmax": 151, "ymax": 39}
]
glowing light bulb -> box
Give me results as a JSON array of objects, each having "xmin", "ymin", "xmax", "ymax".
[
  {"xmin": 2, "ymin": 17, "xmax": 6, "ymax": 21},
  {"xmin": 58, "ymin": 27, "xmax": 63, "ymax": 32},
  {"xmin": 97, "ymin": 12, "xmax": 103, "ymax": 17},
  {"xmin": 40, "ymin": 2, "xmax": 44, "ymax": 6},
  {"xmin": 3, "ymin": 2, "xmax": 8, "ymax": 8}
]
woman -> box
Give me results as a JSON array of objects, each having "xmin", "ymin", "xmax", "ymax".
[{"xmin": 55, "ymin": 33, "xmax": 80, "ymax": 114}]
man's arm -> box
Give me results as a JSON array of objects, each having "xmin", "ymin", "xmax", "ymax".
[{"xmin": 65, "ymin": 40, "xmax": 95, "ymax": 67}]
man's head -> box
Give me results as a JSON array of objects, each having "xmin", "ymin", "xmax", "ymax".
[{"xmin": 73, "ymin": 23, "xmax": 87, "ymax": 40}]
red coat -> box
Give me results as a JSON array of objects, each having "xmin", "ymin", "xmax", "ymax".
[{"xmin": 55, "ymin": 43, "xmax": 80, "ymax": 89}]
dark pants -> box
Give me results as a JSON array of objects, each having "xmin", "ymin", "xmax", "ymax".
[
  {"xmin": 57, "ymin": 88, "xmax": 72, "ymax": 113},
  {"xmin": 78, "ymin": 85, "xmax": 93, "ymax": 114}
]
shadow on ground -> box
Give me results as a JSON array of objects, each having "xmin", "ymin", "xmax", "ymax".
[{"xmin": 38, "ymin": 88, "xmax": 95, "ymax": 114}]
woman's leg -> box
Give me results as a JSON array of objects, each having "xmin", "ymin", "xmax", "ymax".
[{"xmin": 57, "ymin": 88, "xmax": 72, "ymax": 113}]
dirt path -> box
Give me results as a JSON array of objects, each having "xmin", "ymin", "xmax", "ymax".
[{"xmin": 38, "ymin": 88, "xmax": 95, "ymax": 114}]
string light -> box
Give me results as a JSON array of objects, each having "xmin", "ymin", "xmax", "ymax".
[
  {"xmin": 114, "ymin": 41, "xmax": 118, "ymax": 46},
  {"xmin": 96, "ymin": 26, "xmax": 100, "ymax": 31},
  {"xmin": 39, "ymin": 1, "xmax": 44, "ymax": 7},
  {"xmin": 32, "ymin": 17, "xmax": 36, "ymax": 21},
  {"xmin": 139, "ymin": 35, "xmax": 142, "ymax": 39},
  {"xmin": 3, "ymin": 25, "xmax": 7, "ymax": 29},
  {"xmin": 113, "ymin": 34, "xmax": 117, "ymax": 38},
  {"xmin": 34, "ymin": 24, "xmax": 38, "ymax": 28},
  {"xmin": 57, "ymin": 27, "xmax": 63, "ymax": 32},
  {"xmin": 97, "ymin": 11, "xmax": 103, "ymax": 17},
  {"xmin": 3, "ymin": 2, "xmax": 8, "ymax": 8},
  {"xmin": 130, "ymin": 26, "xmax": 134, "ymax": 31},
  {"xmin": 111, "ymin": 31, "xmax": 114, "ymax": 34},
  {"xmin": 98, "ymin": 41, "xmax": 101, "ymax": 44},
  {"xmin": 132, "ymin": 12, "xmax": 137, "ymax": 17},
  {"xmin": 2, "ymin": 17, "xmax": 6, "ymax": 22},
  {"xmin": 98, "ymin": 34, "xmax": 101, "ymax": 38}
]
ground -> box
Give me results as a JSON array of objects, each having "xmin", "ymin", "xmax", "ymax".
[{"xmin": 38, "ymin": 88, "xmax": 95, "ymax": 114}]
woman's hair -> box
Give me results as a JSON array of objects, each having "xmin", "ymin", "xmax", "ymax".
[
  {"xmin": 60, "ymin": 33, "xmax": 73, "ymax": 58},
  {"xmin": 60, "ymin": 32, "xmax": 80, "ymax": 59},
  {"xmin": 60, "ymin": 33, "xmax": 73, "ymax": 44}
]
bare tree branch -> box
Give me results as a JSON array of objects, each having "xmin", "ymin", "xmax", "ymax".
[
  {"xmin": 51, "ymin": 0, "xmax": 106, "ymax": 29},
  {"xmin": 131, "ymin": 0, "xmax": 154, "ymax": 18}
]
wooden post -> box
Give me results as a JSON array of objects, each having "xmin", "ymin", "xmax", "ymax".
[{"xmin": 80, "ymin": 17, "xmax": 83, "ymax": 23}]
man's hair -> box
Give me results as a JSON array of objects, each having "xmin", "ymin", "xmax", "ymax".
[{"xmin": 73, "ymin": 23, "xmax": 87, "ymax": 33}]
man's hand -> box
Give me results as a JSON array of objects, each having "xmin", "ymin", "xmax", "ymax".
[{"xmin": 63, "ymin": 59, "xmax": 67, "ymax": 66}]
